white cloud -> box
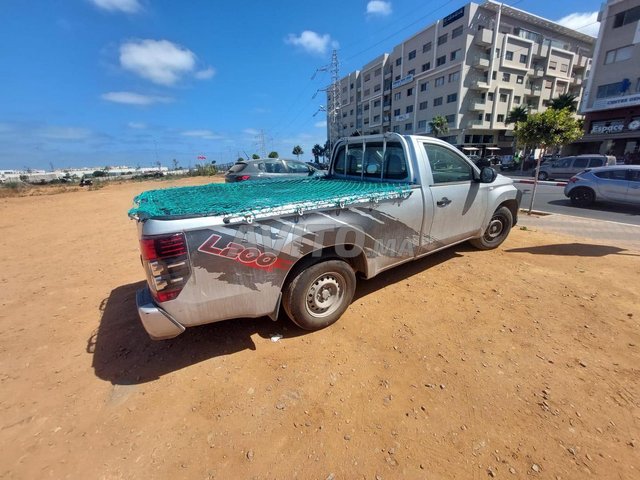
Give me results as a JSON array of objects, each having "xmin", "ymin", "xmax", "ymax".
[
  {"xmin": 285, "ymin": 31, "xmax": 336, "ymax": 56},
  {"xmin": 38, "ymin": 126, "xmax": 93, "ymax": 140},
  {"xmin": 243, "ymin": 128, "xmax": 260, "ymax": 136},
  {"xmin": 195, "ymin": 67, "xmax": 216, "ymax": 80},
  {"xmin": 128, "ymin": 122, "xmax": 146, "ymax": 129},
  {"xmin": 119, "ymin": 39, "xmax": 197, "ymax": 86},
  {"xmin": 367, "ymin": 1, "xmax": 392, "ymax": 16},
  {"xmin": 314, "ymin": 121, "xmax": 327, "ymax": 128},
  {"xmin": 556, "ymin": 11, "xmax": 600, "ymax": 37},
  {"xmin": 101, "ymin": 91, "xmax": 173, "ymax": 105},
  {"xmin": 90, "ymin": 0, "xmax": 142, "ymax": 13},
  {"xmin": 181, "ymin": 130, "xmax": 223, "ymax": 140}
]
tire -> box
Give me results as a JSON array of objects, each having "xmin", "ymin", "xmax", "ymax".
[
  {"xmin": 569, "ymin": 187, "xmax": 595, "ymax": 207},
  {"xmin": 469, "ymin": 206, "xmax": 513, "ymax": 250},
  {"xmin": 282, "ymin": 259, "xmax": 356, "ymax": 331},
  {"xmin": 538, "ymin": 171, "xmax": 549, "ymax": 181}
]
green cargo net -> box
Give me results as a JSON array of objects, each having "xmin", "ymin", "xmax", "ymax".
[{"xmin": 128, "ymin": 177, "xmax": 412, "ymax": 223}]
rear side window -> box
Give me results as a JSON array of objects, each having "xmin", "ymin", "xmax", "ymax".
[
  {"xmin": 594, "ymin": 169, "xmax": 627, "ymax": 180},
  {"xmin": 588, "ymin": 158, "xmax": 604, "ymax": 168},
  {"xmin": 573, "ymin": 158, "xmax": 589, "ymax": 169},
  {"xmin": 285, "ymin": 161, "xmax": 310, "ymax": 173},
  {"xmin": 229, "ymin": 163, "xmax": 247, "ymax": 173},
  {"xmin": 555, "ymin": 157, "xmax": 573, "ymax": 168},
  {"xmin": 264, "ymin": 160, "xmax": 286, "ymax": 173}
]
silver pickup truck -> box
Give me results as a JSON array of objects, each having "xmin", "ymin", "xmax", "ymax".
[{"xmin": 129, "ymin": 134, "xmax": 521, "ymax": 339}]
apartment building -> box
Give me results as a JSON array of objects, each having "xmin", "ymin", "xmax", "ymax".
[
  {"xmin": 329, "ymin": 1, "xmax": 595, "ymax": 156},
  {"xmin": 576, "ymin": 0, "xmax": 640, "ymax": 163}
]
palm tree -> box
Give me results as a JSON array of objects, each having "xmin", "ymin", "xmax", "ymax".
[
  {"xmin": 311, "ymin": 144, "xmax": 324, "ymax": 162},
  {"xmin": 549, "ymin": 93, "xmax": 578, "ymax": 112},
  {"xmin": 505, "ymin": 105, "xmax": 529, "ymax": 126},
  {"xmin": 292, "ymin": 145, "xmax": 304, "ymax": 160},
  {"xmin": 429, "ymin": 116, "xmax": 449, "ymax": 137}
]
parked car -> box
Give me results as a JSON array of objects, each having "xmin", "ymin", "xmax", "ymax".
[
  {"xmin": 225, "ymin": 158, "xmax": 320, "ymax": 182},
  {"xmin": 564, "ymin": 165, "xmax": 640, "ymax": 207},
  {"xmin": 500, "ymin": 157, "xmax": 519, "ymax": 171},
  {"xmin": 538, "ymin": 154, "xmax": 616, "ymax": 181},
  {"xmin": 307, "ymin": 161, "xmax": 329, "ymax": 170}
]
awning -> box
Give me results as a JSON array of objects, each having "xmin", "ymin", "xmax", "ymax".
[
  {"xmin": 485, "ymin": 147, "xmax": 500, "ymax": 151},
  {"xmin": 462, "ymin": 147, "xmax": 479, "ymax": 151}
]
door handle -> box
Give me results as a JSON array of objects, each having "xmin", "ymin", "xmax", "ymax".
[{"xmin": 437, "ymin": 197, "xmax": 452, "ymax": 207}]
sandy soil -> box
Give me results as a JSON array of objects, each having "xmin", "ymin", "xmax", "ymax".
[{"xmin": 0, "ymin": 177, "xmax": 638, "ymax": 479}]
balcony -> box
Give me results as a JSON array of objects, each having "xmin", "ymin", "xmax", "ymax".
[
  {"xmin": 470, "ymin": 78, "xmax": 490, "ymax": 90},
  {"xmin": 571, "ymin": 75, "xmax": 583, "ymax": 86},
  {"xmin": 469, "ymin": 99, "xmax": 487, "ymax": 111},
  {"xmin": 474, "ymin": 28, "xmax": 493, "ymax": 46},
  {"xmin": 467, "ymin": 119, "xmax": 486, "ymax": 128},
  {"xmin": 524, "ymin": 84, "xmax": 542, "ymax": 96},
  {"xmin": 529, "ymin": 67, "xmax": 545, "ymax": 78},
  {"xmin": 471, "ymin": 53, "xmax": 491, "ymax": 69}
]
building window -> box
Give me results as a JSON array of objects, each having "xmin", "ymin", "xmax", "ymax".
[
  {"xmin": 422, "ymin": 62, "xmax": 431, "ymax": 72},
  {"xmin": 418, "ymin": 120, "xmax": 427, "ymax": 129},
  {"xmin": 408, "ymin": 69, "xmax": 415, "ymax": 76},
  {"xmin": 438, "ymin": 33, "xmax": 448, "ymax": 45},
  {"xmin": 419, "ymin": 101, "xmax": 428, "ymax": 110},
  {"xmin": 485, "ymin": 113, "xmax": 491, "ymax": 121},
  {"xmin": 364, "ymin": 89, "xmax": 370, "ymax": 96},
  {"xmin": 520, "ymin": 54, "xmax": 528, "ymax": 64},
  {"xmin": 435, "ymin": 76, "xmax": 445, "ymax": 87},
  {"xmin": 497, "ymin": 114, "xmax": 505, "ymax": 122},
  {"xmin": 364, "ymin": 73, "xmax": 371, "ymax": 82},
  {"xmin": 495, "ymin": 48, "xmax": 501, "ymax": 58},
  {"xmin": 436, "ymin": 55, "xmax": 446, "ymax": 67},
  {"xmin": 447, "ymin": 93, "xmax": 457, "ymax": 103},
  {"xmin": 405, "ymin": 123, "xmax": 412, "ymax": 131},
  {"xmin": 407, "ymin": 87, "xmax": 413, "ymax": 96},
  {"xmin": 433, "ymin": 97, "xmax": 443, "ymax": 106},
  {"xmin": 514, "ymin": 95, "xmax": 521, "ymax": 104},
  {"xmin": 423, "ymin": 42, "xmax": 432, "ymax": 52},
  {"xmin": 374, "ymin": 84, "xmax": 381, "ymax": 92},
  {"xmin": 364, "ymin": 104, "xmax": 370, "ymax": 111},
  {"xmin": 452, "ymin": 25, "xmax": 463, "ymax": 38},
  {"xmin": 450, "ymin": 49, "xmax": 461, "ymax": 61},
  {"xmin": 393, "ymin": 125, "xmax": 400, "ymax": 132},
  {"xmin": 395, "ymin": 58, "xmax": 402, "ymax": 66},
  {"xmin": 549, "ymin": 61, "xmax": 557, "ymax": 70},
  {"xmin": 445, "ymin": 114, "xmax": 455, "ymax": 124},
  {"xmin": 374, "ymin": 68, "xmax": 381, "ymax": 76},
  {"xmin": 500, "ymin": 93, "xmax": 508, "ymax": 102},
  {"xmin": 506, "ymin": 51, "xmax": 514, "ymax": 61},
  {"xmin": 488, "ymin": 92, "xmax": 494, "ymax": 101},
  {"xmin": 420, "ymin": 81, "xmax": 429, "ymax": 92},
  {"xmin": 516, "ymin": 75, "xmax": 524, "ymax": 84},
  {"xmin": 545, "ymin": 79, "xmax": 553, "ymax": 89},
  {"xmin": 406, "ymin": 105, "xmax": 414, "ymax": 113},
  {"xmin": 604, "ymin": 45, "xmax": 633, "ymax": 64},
  {"xmin": 393, "ymin": 108, "xmax": 400, "ymax": 116},
  {"xmin": 502, "ymin": 72, "xmax": 511, "ymax": 82},
  {"xmin": 560, "ymin": 64, "xmax": 568, "ymax": 73},
  {"xmin": 373, "ymin": 115, "xmax": 380, "ymax": 122},
  {"xmin": 613, "ymin": 5, "xmax": 640, "ymax": 28},
  {"xmin": 373, "ymin": 99, "xmax": 381, "ymax": 107},
  {"xmin": 449, "ymin": 71, "xmax": 460, "ymax": 83},
  {"xmin": 408, "ymin": 49, "xmax": 416, "ymax": 60},
  {"xmin": 492, "ymin": 71, "xmax": 497, "ymax": 80},
  {"xmin": 596, "ymin": 81, "xmax": 627, "ymax": 98}
]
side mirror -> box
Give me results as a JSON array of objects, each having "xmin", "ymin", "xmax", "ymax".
[{"xmin": 480, "ymin": 166, "xmax": 497, "ymax": 183}]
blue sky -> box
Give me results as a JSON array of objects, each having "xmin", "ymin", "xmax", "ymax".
[{"xmin": 0, "ymin": 0, "xmax": 602, "ymax": 170}]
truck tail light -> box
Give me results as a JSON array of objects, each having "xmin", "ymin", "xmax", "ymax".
[{"xmin": 140, "ymin": 233, "xmax": 191, "ymax": 302}]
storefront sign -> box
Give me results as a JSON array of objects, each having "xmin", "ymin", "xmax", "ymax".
[
  {"xmin": 443, "ymin": 7, "xmax": 465, "ymax": 26},
  {"xmin": 590, "ymin": 118, "xmax": 640, "ymax": 134},
  {"xmin": 392, "ymin": 74, "xmax": 414, "ymax": 89},
  {"xmin": 592, "ymin": 93, "xmax": 640, "ymax": 110}
]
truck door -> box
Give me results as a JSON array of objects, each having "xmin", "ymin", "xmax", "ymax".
[{"xmin": 420, "ymin": 142, "xmax": 489, "ymax": 249}]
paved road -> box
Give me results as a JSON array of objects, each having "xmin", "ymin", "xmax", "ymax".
[{"xmin": 508, "ymin": 179, "xmax": 640, "ymax": 226}]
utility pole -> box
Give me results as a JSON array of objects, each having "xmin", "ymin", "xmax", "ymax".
[
  {"xmin": 312, "ymin": 49, "xmax": 341, "ymax": 157},
  {"xmin": 254, "ymin": 129, "xmax": 267, "ymax": 158}
]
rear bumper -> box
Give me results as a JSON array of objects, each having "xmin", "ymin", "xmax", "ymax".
[{"xmin": 136, "ymin": 288, "xmax": 186, "ymax": 340}]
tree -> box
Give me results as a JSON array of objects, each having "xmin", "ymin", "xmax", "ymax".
[
  {"xmin": 237, "ymin": 157, "xmax": 245, "ymax": 162},
  {"xmin": 292, "ymin": 145, "xmax": 303, "ymax": 160},
  {"xmin": 514, "ymin": 108, "xmax": 583, "ymax": 152},
  {"xmin": 172, "ymin": 158, "xmax": 179, "ymax": 170},
  {"xmin": 324, "ymin": 140, "xmax": 331, "ymax": 161},
  {"xmin": 549, "ymin": 93, "xmax": 578, "ymax": 112},
  {"xmin": 312, "ymin": 144, "xmax": 324, "ymax": 162},
  {"xmin": 268, "ymin": 151, "xmax": 279, "ymax": 158},
  {"xmin": 428, "ymin": 116, "xmax": 449, "ymax": 137},
  {"xmin": 252, "ymin": 154, "xmax": 260, "ymax": 159}
]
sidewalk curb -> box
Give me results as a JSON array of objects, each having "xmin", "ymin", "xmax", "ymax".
[{"xmin": 512, "ymin": 179, "xmax": 567, "ymax": 186}]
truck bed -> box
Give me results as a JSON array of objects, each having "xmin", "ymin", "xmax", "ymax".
[{"xmin": 128, "ymin": 177, "xmax": 412, "ymax": 223}]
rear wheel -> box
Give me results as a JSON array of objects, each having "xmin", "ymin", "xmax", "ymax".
[
  {"xmin": 569, "ymin": 187, "xmax": 595, "ymax": 207},
  {"xmin": 470, "ymin": 206, "xmax": 513, "ymax": 250},
  {"xmin": 282, "ymin": 259, "xmax": 356, "ymax": 331}
]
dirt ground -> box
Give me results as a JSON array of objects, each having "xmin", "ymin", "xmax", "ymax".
[{"xmin": 1, "ymin": 177, "xmax": 638, "ymax": 480}]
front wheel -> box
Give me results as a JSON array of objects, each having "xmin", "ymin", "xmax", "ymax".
[
  {"xmin": 282, "ymin": 259, "xmax": 356, "ymax": 331},
  {"xmin": 569, "ymin": 188, "xmax": 595, "ymax": 207},
  {"xmin": 538, "ymin": 171, "xmax": 549, "ymax": 181},
  {"xmin": 469, "ymin": 206, "xmax": 513, "ymax": 250}
]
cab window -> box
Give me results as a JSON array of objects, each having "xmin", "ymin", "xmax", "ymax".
[{"xmin": 424, "ymin": 143, "xmax": 473, "ymax": 184}]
